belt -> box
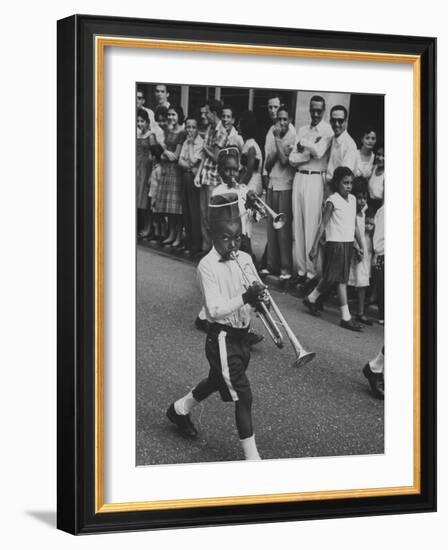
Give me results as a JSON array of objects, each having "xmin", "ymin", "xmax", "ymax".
[
  {"xmin": 209, "ymin": 322, "xmax": 249, "ymax": 339},
  {"xmin": 298, "ymin": 170, "xmax": 325, "ymax": 175}
]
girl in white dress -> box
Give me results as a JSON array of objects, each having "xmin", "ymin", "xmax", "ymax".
[
  {"xmin": 368, "ymin": 145, "xmax": 385, "ymax": 213},
  {"xmin": 348, "ymin": 178, "xmax": 374, "ymax": 325}
]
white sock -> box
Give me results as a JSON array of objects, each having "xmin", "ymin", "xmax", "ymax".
[
  {"xmin": 198, "ymin": 307, "xmax": 206, "ymax": 320},
  {"xmin": 369, "ymin": 350, "xmax": 384, "ymax": 374},
  {"xmin": 308, "ymin": 288, "xmax": 321, "ymax": 303},
  {"xmin": 340, "ymin": 304, "xmax": 351, "ymax": 321},
  {"xmin": 174, "ymin": 391, "xmax": 198, "ymax": 415},
  {"xmin": 298, "ymin": 270, "xmax": 305, "ymax": 277},
  {"xmin": 240, "ymin": 434, "xmax": 261, "ymax": 460}
]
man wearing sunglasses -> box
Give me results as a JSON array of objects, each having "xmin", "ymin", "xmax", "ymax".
[
  {"xmin": 289, "ymin": 95, "xmax": 333, "ymax": 283},
  {"xmin": 326, "ymin": 105, "xmax": 357, "ymax": 184},
  {"xmin": 136, "ymin": 89, "xmax": 155, "ymax": 129}
]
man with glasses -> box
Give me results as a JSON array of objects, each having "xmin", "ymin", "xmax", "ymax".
[
  {"xmin": 289, "ymin": 96, "xmax": 333, "ymax": 283},
  {"xmin": 326, "ymin": 105, "xmax": 357, "ymax": 184},
  {"xmin": 136, "ymin": 89, "xmax": 155, "ymax": 129}
]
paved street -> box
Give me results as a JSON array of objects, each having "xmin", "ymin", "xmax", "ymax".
[{"xmin": 136, "ymin": 246, "xmax": 384, "ymax": 465}]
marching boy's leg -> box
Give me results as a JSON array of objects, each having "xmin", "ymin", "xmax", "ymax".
[
  {"xmin": 235, "ymin": 398, "xmax": 261, "ymax": 461},
  {"xmin": 167, "ymin": 377, "xmax": 217, "ymax": 438}
]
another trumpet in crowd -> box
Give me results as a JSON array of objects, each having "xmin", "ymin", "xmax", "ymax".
[
  {"xmin": 248, "ymin": 194, "xmax": 287, "ymax": 230},
  {"xmin": 229, "ymin": 178, "xmax": 287, "ymax": 230},
  {"xmin": 230, "ymin": 252, "xmax": 316, "ymax": 368}
]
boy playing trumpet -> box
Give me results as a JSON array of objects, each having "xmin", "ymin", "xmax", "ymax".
[{"xmin": 167, "ymin": 193, "xmax": 266, "ymax": 460}]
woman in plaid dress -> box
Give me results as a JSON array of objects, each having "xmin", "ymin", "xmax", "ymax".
[{"xmin": 154, "ymin": 104, "xmax": 186, "ymax": 247}]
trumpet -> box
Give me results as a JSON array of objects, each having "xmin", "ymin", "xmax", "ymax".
[
  {"xmin": 249, "ymin": 194, "xmax": 287, "ymax": 230},
  {"xmin": 230, "ymin": 252, "xmax": 315, "ymax": 368}
]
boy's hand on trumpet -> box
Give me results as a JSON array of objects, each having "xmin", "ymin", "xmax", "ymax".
[
  {"xmin": 244, "ymin": 189, "xmax": 258, "ymax": 210},
  {"xmin": 242, "ymin": 281, "xmax": 267, "ymax": 307}
]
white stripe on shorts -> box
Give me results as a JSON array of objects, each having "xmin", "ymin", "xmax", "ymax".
[{"xmin": 218, "ymin": 331, "xmax": 238, "ymax": 401}]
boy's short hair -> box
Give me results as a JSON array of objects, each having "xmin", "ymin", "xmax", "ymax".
[
  {"xmin": 221, "ymin": 104, "xmax": 234, "ymax": 117},
  {"xmin": 352, "ymin": 176, "xmax": 369, "ymax": 196},
  {"xmin": 185, "ymin": 115, "xmax": 198, "ymax": 125},
  {"xmin": 277, "ymin": 104, "xmax": 290, "ymax": 118},
  {"xmin": 154, "ymin": 105, "xmax": 168, "ymax": 119},
  {"xmin": 206, "ymin": 98, "xmax": 224, "ymax": 117}
]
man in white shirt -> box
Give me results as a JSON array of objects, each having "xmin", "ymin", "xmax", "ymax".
[
  {"xmin": 289, "ymin": 95, "xmax": 333, "ymax": 282},
  {"xmin": 326, "ymin": 105, "xmax": 357, "ymax": 183}
]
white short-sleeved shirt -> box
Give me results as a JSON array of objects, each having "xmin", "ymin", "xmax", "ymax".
[{"xmin": 325, "ymin": 192, "xmax": 357, "ymax": 242}]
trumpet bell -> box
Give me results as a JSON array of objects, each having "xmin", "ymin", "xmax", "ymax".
[
  {"xmin": 292, "ymin": 350, "xmax": 316, "ymax": 368},
  {"xmin": 273, "ymin": 213, "xmax": 287, "ymax": 230}
]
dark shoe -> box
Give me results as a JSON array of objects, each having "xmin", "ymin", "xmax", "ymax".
[
  {"xmin": 356, "ymin": 314, "xmax": 373, "ymax": 326},
  {"xmin": 302, "ymin": 277, "xmax": 319, "ymax": 295},
  {"xmin": 340, "ymin": 318, "xmax": 363, "ymax": 332},
  {"xmin": 247, "ymin": 330, "xmax": 264, "ymax": 346},
  {"xmin": 195, "ymin": 316, "xmax": 209, "ymax": 333},
  {"xmin": 362, "ymin": 364, "xmax": 384, "ymax": 399},
  {"xmin": 303, "ymin": 297, "xmax": 321, "ymax": 317},
  {"xmin": 166, "ymin": 404, "xmax": 198, "ymax": 438}
]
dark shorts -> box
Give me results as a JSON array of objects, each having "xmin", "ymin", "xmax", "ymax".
[
  {"xmin": 205, "ymin": 324, "xmax": 252, "ymax": 403},
  {"xmin": 322, "ymin": 241, "xmax": 353, "ymax": 283}
]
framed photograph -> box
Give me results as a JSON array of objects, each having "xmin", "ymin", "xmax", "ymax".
[{"xmin": 57, "ymin": 14, "xmax": 436, "ymax": 534}]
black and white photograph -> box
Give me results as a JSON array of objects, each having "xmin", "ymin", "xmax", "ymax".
[{"xmin": 135, "ymin": 83, "xmax": 385, "ymax": 465}]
